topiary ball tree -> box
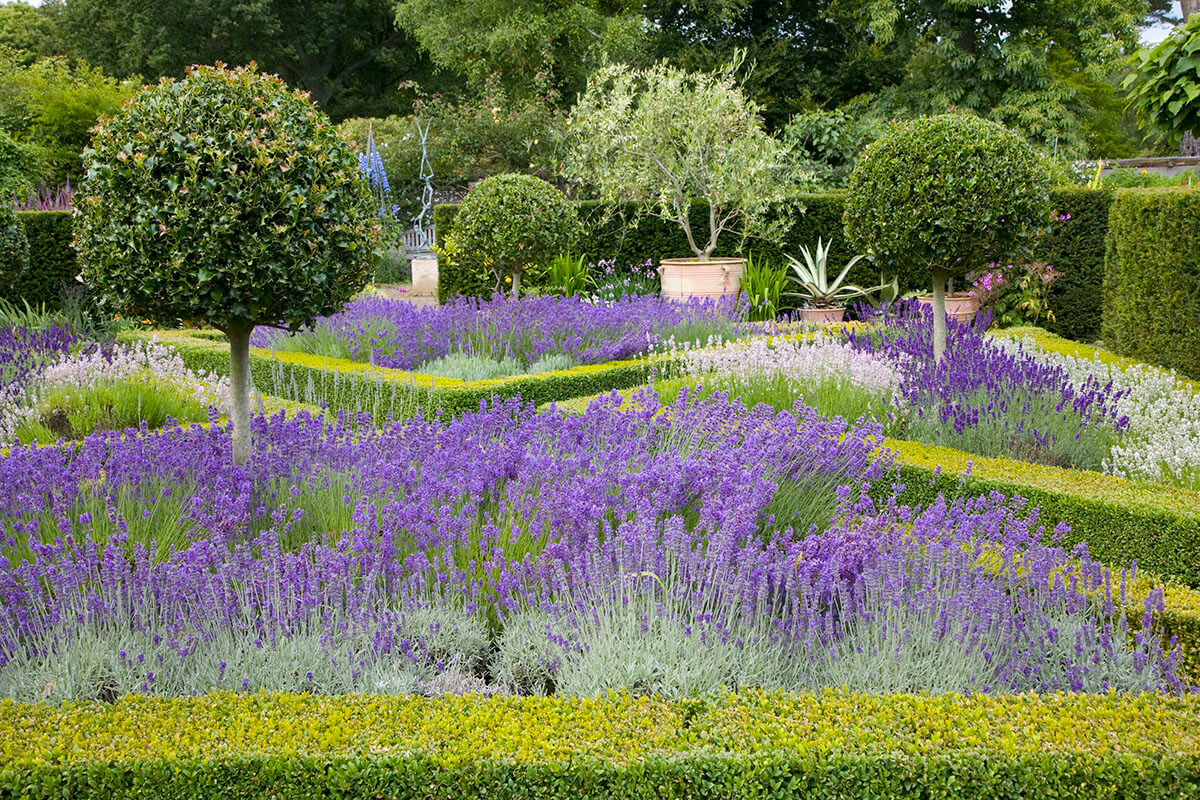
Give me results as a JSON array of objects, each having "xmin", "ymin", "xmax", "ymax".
[
  {"xmin": 844, "ymin": 115, "xmax": 1051, "ymax": 362},
  {"xmin": 76, "ymin": 64, "xmax": 378, "ymax": 466},
  {"xmin": 441, "ymin": 174, "xmax": 579, "ymax": 299}
]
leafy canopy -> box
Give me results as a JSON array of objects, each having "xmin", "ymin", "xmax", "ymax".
[
  {"xmin": 567, "ymin": 59, "xmax": 800, "ymax": 260},
  {"xmin": 1123, "ymin": 12, "xmax": 1200, "ymax": 147},
  {"xmin": 845, "ymin": 115, "xmax": 1052, "ymax": 281},
  {"xmin": 76, "ymin": 64, "xmax": 378, "ymax": 332}
]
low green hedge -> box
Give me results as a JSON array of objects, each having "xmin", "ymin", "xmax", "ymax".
[
  {"xmin": 2, "ymin": 689, "xmax": 1198, "ymax": 799},
  {"xmin": 883, "ymin": 437, "xmax": 1200, "ymax": 587},
  {"xmin": 119, "ymin": 329, "xmax": 665, "ymax": 420},
  {"xmin": 1103, "ymin": 188, "xmax": 1200, "ymax": 378},
  {"xmin": 4, "ymin": 210, "xmax": 76, "ymax": 308}
]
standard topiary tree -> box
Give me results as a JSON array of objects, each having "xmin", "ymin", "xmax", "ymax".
[
  {"xmin": 440, "ymin": 174, "xmax": 579, "ymax": 299},
  {"xmin": 76, "ymin": 64, "xmax": 378, "ymax": 466},
  {"xmin": 844, "ymin": 114, "xmax": 1051, "ymax": 361}
]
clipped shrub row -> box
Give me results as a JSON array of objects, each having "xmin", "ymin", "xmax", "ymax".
[
  {"xmin": 119, "ymin": 329, "xmax": 664, "ymax": 420},
  {"xmin": 2, "ymin": 210, "xmax": 76, "ymax": 308},
  {"xmin": 1104, "ymin": 188, "xmax": 1200, "ymax": 378},
  {"xmin": 3, "ymin": 689, "xmax": 1200, "ymax": 799}
]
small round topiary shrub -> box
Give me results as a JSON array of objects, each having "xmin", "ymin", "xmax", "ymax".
[
  {"xmin": 441, "ymin": 174, "xmax": 580, "ymax": 299},
  {"xmin": 0, "ymin": 209, "xmax": 30, "ymax": 299},
  {"xmin": 844, "ymin": 114, "xmax": 1051, "ymax": 359},
  {"xmin": 76, "ymin": 64, "xmax": 378, "ymax": 464}
]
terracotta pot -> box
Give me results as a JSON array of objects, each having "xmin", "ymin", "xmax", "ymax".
[
  {"xmin": 798, "ymin": 307, "xmax": 846, "ymax": 324},
  {"xmin": 918, "ymin": 292, "xmax": 979, "ymax": 324},
  {"xmin": 659, "ymin": 257, "xmax": 744, "ymax": 301}
]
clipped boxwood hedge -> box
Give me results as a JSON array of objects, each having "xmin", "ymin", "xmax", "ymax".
[
  {"xmin": 4, "ymin": 210, "xmax": 76, "ymax": 308},
  {"xmin": 119, "ymin": 329, "xmax": 666, "ymax": 420},
  {"xmin": 1103, "ymin": 188, "xmax": 1200, "ymax": 378},
  {"xmin": 3, "ymin": 689, "xmax": 1200, "ymax": 799}
]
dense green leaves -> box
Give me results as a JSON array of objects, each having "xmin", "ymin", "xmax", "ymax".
[
  {"xmin": 440, "ymin": 174, "xmax": 580, "ymax": 298},
  {"xmin": 845, "ymin": 115, "xmax": 1053, "ymax": 281},
  {"xmin": 4, "ymin": 211, "xmax": 75, "ymax": 308},
  {"xmin": 1103, "ymin": 188, "xmax": 1200, "ymax": 378},
  {"xmin": 76, "ymin": 64, "xmax": 377, "ymax": 332},
  {"xmin": 0, "ymin": 208, "xmax": 30, "ymax": 300},
  {"xmin": 1124, "ymin": 13, "xmax": 1200, "ymax": 147}
]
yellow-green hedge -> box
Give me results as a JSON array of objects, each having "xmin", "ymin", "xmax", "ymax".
[
  {"xmin": 118, "ymin": 329, "xmax": 665, "ymax": 419},
  {"xmin": 2, "ymin": 689, "xmax": 1198, "ymax": 798}
]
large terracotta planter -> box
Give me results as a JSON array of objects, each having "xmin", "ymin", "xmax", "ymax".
[
  {"xmin": 798, "ymin": 307, "xmax": 846, "ymax": 324},
  {"xmin": 918, "ymin": 292, "xmax": 979, "ymax": 324},
  {"xmin": 659, "ymin": 257, "xmax": 744, "ymax": 301}
]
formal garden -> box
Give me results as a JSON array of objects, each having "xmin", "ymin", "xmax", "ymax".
[{"xmin": 2, "ymin": 3, "xmax": 1200, "ymax": 797}]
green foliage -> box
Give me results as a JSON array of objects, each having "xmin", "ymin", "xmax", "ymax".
[
  {"xmin": 4, "ymin": 210, "xmax": 75, "ymax": 309},
  {"xmin": 0, "ymin": 208, "xmax": 30, "ymax": 299},
  {"xmin": 544, "ymin": 253, "xmax": 589, "ymax": 298},
  {"xmin": 439, "ymin": 174, "xmax": 579, "ymax": 298},
  {"xmin": 394, "ymin": 0, "xmax": 641, "ymax": 101},
  {"xmin": 0, "ymin": 2, "xmax": 62, "ymax": 67},
  {"xmin": 741, "ymin": 253, "xmax": 787, "ymax": 321},
  {"xmin": 3, "ymin": 690, "xmax": 1200, "ymax": 799},
  {"xmin": 0, "ymin": 58, "xmax": 139, "ymax": 185},
  {"xmin": 54, "ymin": 0, "xmax": 435, "ymax": 120},
  {"xmin": 76, "ymin": 64, "xmax": 378, "ymax": 333},
  {"xmin": 858, "ymin": 0, "xmax": 1147, "ymax": 157},
  {"xmin": 1103, "ymin": 188, "xmax": 1200, "ymax": 378},
  {"xmin": 780, "ymin": 108, "xmax": 883, "ymax": 190},
  {"xmin": 0, "ymin": 128, "xmax": 38, "ymax": 196},
  {"xmin": 1123, "ymin": 14, "xmax": 1200, "ymax": 148},
  {"xmin": 567, "ymin": 59, "xmax": 801, "ymax": 259},
  {"xmin": 1041, "ymin": 187, "xmax": 1114, "ymax": 342},
  {"xmin": 845, "ymin": 115, "xmax": 1053, "ymax": 283},
  {"xmin": 1101, "ymin": 167, "xmax": 1200, "ymax": 188}
]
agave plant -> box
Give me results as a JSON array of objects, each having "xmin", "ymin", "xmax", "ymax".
[{"xmin": 784, "ymin": 238, "xmax": 890, "ymax": 308}]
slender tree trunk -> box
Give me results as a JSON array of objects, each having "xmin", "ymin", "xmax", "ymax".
[
  {"xmin": 932, "ymin": 268, "xmax": 949, "ymax": 363},
  {"xmin": 228, "ymin": 322, "xmax": 253, "ymax": 467},
  {"xmin": 511, "ymin": 270, "xmax": 521, "ymax": 300}
]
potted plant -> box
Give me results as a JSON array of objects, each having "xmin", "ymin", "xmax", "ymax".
[
  {"xmin": 784, "ymin": 238, "xmax": 890, "ymax": 323},
  {"xmin": 566, "ymin": 56, "xmax": 798, "ymax": 301}
]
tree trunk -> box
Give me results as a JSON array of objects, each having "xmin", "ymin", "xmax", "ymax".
[
  {"xmin": 932, "ymin": 268, "xmax": 949, "ymax": 364},
  {"xmin": 1183, "ymin": 131, "xmax": 1199, "ymax": 158},
  {"xmin": 228, "ymin": 322, "xmax": 253, "ymax": 467},
  {"xmin": 510, "ymin": 269, "xmax": 521, "ymax": 300},
  {"xmin": 1182, "ymin": 0, "xmax": 1198, "ymax": 19}
]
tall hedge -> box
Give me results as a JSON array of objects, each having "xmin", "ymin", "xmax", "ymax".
[
  {"xmin": 1042, "ymin": 187, "xmax": 1114, "ymax": 342},
  {"xmin": 1103, "ymin": 188, "xmax": 1200, "ymax": 377},
  {"xmin": 3, "ymin": 211, "xmax": 77, "ymax": 308}
]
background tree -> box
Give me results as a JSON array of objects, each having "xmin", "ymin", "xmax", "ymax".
[
  {"xmin": 75, "ymin": 65, "xmax": 378, "ymax": 466},
  {"xmin": 0, "ymin": 2, "xmax": 65, "ymax": 66},
  {"xmin": 842, "ymin": 0, "xmax": 1148, "ymax": 157},
  {"xmin": 47, "ymin": 0, "xmax": 439, "ymax": 120},
  {"xmin": 567, "ymin": 59, "xmax": 799, "ymax": 260},
  {"xmin": 844, "ymin": 115, "xmax": 1051, "ymax": 362},
  {"xmin": 1125, "ymin": 6, "xmax": 1200, "ymax": 156}
]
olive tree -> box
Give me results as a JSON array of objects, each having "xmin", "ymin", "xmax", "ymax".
[
  {"xmin": 844, "ymin": 115, "xmax": 1051, "ymax": 362},
  {"xmin": 566, "ymin": 58, "xmax": 798, "ymax": 260},
  {"xmin": 76, "ymin": 64, "xmax": 378, "ymax": 465}
]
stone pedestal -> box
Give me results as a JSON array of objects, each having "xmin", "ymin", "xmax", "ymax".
[{"xmin": 411, "ymin": 257, "xmax": 438, "ymax": 297}]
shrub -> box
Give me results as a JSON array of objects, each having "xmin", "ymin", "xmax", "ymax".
[
  {"xmin": 5, "ymin": 210, "xmax": 74, "ymax": 308},
  {"xmin": 1103, "ymin": 188, "xmax": 1200, "ymax": 378},
  {"xmin": 1041, "ymin": 187, "xmax": 1114, "ymax": 342},
  {"xmin": 844, "ymin": 115, "xmax": 1052, "ymax": 359},
  {"xmin": 439, "ymin": 174, "xmax": 579, "ymax": 299},
  {"xmin": 0, "ymin": 209, "xmax": 29, "ymax": 299},
  {"xmin": 3, "ymin": 690, "xmax": 1200, "ymax": 799},
  {"xmin": 75, "ymin": 64, "xmax": 378, "ymax": 465}
]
